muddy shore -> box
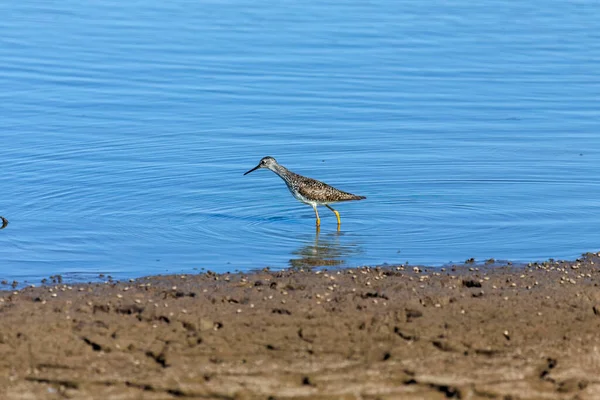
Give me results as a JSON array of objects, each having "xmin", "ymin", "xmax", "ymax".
[{"xmin": 2, "ymin": 253, "xmax": 600, "ymax": 399}]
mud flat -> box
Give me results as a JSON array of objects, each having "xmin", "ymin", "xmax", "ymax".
[{"xmin": 2, "ymin": 253, "xmax": 600, "ymax": 399}]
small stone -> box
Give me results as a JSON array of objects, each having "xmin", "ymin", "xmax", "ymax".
[{"xmin": 199, "ymin": 318, "xmax": 214, "ymax": 331}]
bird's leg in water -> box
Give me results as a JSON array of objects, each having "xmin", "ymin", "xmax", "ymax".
[
  {"xmin": 325, "ymin": 205, "xmax": 341, "ymax": 226},
  {"xmin": 312, "ymin": 205, "xmax": 320, "ymax": 227}
]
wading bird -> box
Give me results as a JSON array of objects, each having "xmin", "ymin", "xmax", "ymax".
[{"xmin": 244, "ymin": 157, "xmax": 365, "ymax": 228}]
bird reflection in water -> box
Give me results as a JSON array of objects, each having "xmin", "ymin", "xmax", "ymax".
[{"xmin": 289, "ymin": 228, "xmax": 362, "ymax": 269}]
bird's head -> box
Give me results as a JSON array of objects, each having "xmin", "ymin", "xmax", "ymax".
[{"xmin": 244, "ymin": 156, "xmax": 278, "ymax": 175}]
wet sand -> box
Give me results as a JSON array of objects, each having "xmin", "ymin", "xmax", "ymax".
[{"xmin": 2, "ymin": 253, "xmax": 600, "ymax": 399}]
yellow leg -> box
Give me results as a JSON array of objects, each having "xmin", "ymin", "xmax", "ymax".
[
  {"xmin": 325, "ymin": 205, "xmax": 341, "ymax": 226},
  {"xmin": 312, "ymin": 205, "xmax": 321, "ymax": 227}
]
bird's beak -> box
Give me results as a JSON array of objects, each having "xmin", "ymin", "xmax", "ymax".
[{"xmin": 243, "ymin": 164, "xmax": 261, "ymax": 175}]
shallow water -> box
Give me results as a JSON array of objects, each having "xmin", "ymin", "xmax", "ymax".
[{"xmin": 2, "ymin": 0, "xmax": 600, "ymax": 284}]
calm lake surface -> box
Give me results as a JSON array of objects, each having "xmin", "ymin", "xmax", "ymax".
[{"xmin": 2, "ymin": 1, "xmax": 600, "ymax": 284}]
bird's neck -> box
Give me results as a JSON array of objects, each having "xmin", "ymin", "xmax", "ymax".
[{"xmin": 269, "ymin": 163, "xmax": 292, "ymax": 182}]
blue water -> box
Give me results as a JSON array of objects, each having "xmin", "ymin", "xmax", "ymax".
[{"xmin": 2, "ymin": 1, "xmax": 600, "ymax": 284}]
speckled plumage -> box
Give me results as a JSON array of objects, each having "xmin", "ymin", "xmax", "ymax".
[
  {"xmin": 280, "ymin": 169, "xmax": 365, "ymax": 204},
  {"xmin": 244, "ymin": 156, "xmax": 365, "ymax": 227}
]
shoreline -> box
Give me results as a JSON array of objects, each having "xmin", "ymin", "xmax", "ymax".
[{"xmin": 2, "ymin": 252, "xmax": 600, "ymax": 399}]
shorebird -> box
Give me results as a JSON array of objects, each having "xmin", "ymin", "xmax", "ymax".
[
  {"xmin": 0, "ymin": 216, "xmax": 8, "ymax": 230},
  {"xmin": 244, "ymin": 157, "xmax": 366, "ymax": 227}
]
